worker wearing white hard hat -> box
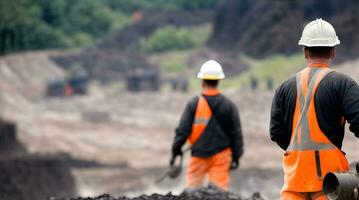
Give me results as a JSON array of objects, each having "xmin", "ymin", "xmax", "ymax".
[
  {"xmin": 270, "ymin": 18, "xmax": 359, "ymax": 200},
  {"xmin": 298, "ymin": 18, "xmax": 340, "ymax": 47},
  {"xmin": 170, "ymin": 60, "xmax": 244, "ymax": 190},
  {"xmin": 197, "ymin": 60, "xmax": 225, "ymax": 80},
  {"xmin": 299, "ymin": 18, "xmax": 340, "ymax": 66}
]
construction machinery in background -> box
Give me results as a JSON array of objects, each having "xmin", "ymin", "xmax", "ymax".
[
  {"xmin": 126, "ymin": 69, "xmax": 160, "ymax": 92},
  {"xmin": 170, "ymin": 76, "xmax": 189, "ymax": 92},
  {"xmin": 323, "ymin": 162, "xmax": 359, "ymax": 200},
  {"xmin": 47, "ymin": 67, "xmax": 161, "ymax": 95},
  {"xmin": 46, "ymin": 69, "xmax": 89, "ymax": 97}
]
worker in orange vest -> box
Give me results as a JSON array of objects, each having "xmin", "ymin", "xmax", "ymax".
[
  {"xmin": 170, "ymin": 60, "xmax": 244, "ymax": 191},
  {"xmin": 270, "ymin": 19, "xmax": 359, "ymax": 200}
]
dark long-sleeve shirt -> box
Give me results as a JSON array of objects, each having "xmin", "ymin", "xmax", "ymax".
[
  {"xmin": 270, "ymin": 70, "xmax": 359, "ymax": 151},
  {"xmin": 172, "ymin": 93, "xmax": 244, "ymax": 158}
]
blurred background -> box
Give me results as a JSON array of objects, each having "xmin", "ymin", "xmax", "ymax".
[{"xmin": 0, "ymin": 0, "xmax": 358, "ymax": 199}]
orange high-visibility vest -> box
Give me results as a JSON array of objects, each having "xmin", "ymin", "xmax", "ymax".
[
  {"xmin": 188, "ymin": 96, "xmax": 212, "ymax": 145},
  {"xmin": 283, "ymin": 66, "xmax": 349, "ymax": 192}
]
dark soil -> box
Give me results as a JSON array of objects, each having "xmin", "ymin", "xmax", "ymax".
[
  {"xmin": 0, "ymin": 155, "xmax": 76, "ymax": 200},
  {"xmin": 0, "ymin": 121, "xmax": 77, "ymax": 200},
  {"xmin": 51, "ymin": 185, "xmax": 264, "ymax": 200},
  {"xmin": 0, "ymin": 120, "xmax": 26, "ymax": 156}
]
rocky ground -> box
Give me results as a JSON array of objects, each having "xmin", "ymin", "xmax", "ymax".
[{"xmin": 51, "ymin": 185, "xmax": 264, "ymax": 200}]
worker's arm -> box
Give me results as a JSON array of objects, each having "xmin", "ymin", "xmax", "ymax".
[
  {"xmin": 229, "ymin": 104, "xmax": 244, "ymax": 160},
  {"xmin": 171, "ymin": 97, "xmax": 198, "ymax": 156},
  {"xmin": 270, "ymin": 87, "xmax": 291, "ymax": 150},
  {"xmin": 341, "ymin": 78, "xmax": 359, "ymax": 137}
]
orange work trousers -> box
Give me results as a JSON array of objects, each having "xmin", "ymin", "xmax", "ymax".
[
  {"xmin": 281, "ymin": 191, "xmax": 326, "ymax": 200},
  {"xmin": 186, "ymin": 148, "xmax": 231, "ymax": 191}
]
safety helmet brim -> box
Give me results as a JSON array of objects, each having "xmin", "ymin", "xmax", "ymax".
[
  {"xmin": 298, "ymin": 37, "xmax": 340, "ymax": 47},
  {"xmin": 197, "ymin": 72, "xmax": 225, "ymax": 80}
]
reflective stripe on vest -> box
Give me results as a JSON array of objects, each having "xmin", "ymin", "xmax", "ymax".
[
  {"xmin": 282, "ymin": 66, "xmax": 349, "ymax": 192},
  {"xmin": 287, "ymin": 67, "xmax": 335, "ymax": 151},
  {"xmin": 188, "ymin": 96, "xmax": 212, "ymax": 145}
]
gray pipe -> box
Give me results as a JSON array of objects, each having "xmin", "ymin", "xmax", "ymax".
[{"xmin": 323, "ymin": 163, "xmax": 359, "ymax": 200}]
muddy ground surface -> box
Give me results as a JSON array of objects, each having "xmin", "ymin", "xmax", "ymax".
[
  {"xmin": 7, "ymin": 85, "xmax": 284, "ymax": 199},
  {"xmin": 12, "ymin": 87, "xmax": 359, "ymax": 200},
  {"xmin": 0, "ymin": 154, "xmax": 76, "ymax": 200},
  {"xmin": 1, "ymin": 53, "xmax": 358, "ymax": 199}
]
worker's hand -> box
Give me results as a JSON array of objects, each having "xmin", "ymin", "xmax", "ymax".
[
  {"xmin": 230, "ymin": 157, "xmax": 240, "ymax": 170},
  {"xmin": 170, "ymin": 151, "xmax": 182, "ymax": 166}
]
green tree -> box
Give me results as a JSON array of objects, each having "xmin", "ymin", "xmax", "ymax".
[
  {"xmin": 0, "ymin": 0, "xmax": 130, "ymax": 54},
  {"xmin": 140, "ymin": 26, "xmax": 196, "ymax": 53},
  {"xmin": 0, "ymin": 0, "xmax": 215, "ymax": 55}
]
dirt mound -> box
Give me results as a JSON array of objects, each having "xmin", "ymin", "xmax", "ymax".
[
  {"xmin": 0, "ymin": 120, "xmax": 26, "ymax": 156},
  {"xmin": 53, "ymin": 186, "xmax": 264, "ymax": 200},
  {"xmin": 209, "ymin": 0, "xmax": 359, "ymax": 62},
  {"xmin": 0, "ymin": 117, "xmax": 77, "ymax": 200},
  {"xmin": 0, "ymin": 155, "xmax": 76, "ymax": 200},
  {"xmin": 0, "ymin": 51, "xmax": 65, "ymax": 116}
]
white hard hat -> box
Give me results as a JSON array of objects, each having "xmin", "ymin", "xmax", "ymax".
[
  {"xmin": 197, "ymin": 60, "xmax": 225, "ymax": 80},
  {"xmin": 298, "ymin": 18, "xmax": 340, "ymax": 47}
]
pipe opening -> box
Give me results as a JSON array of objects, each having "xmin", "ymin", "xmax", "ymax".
[{"xmin": 323, "ymin": 173, "xmax": 340, "ymax": 200}]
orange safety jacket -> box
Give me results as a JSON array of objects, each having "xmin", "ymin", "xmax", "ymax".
[
  {"xmin": 186, "ymin": 89, "xmax": 232, "ymax": 190},
  {"xmin": 188, "ymin": 92, "xmax": 214, "ymax": 145},
  {"xmin": 283, "ymin": 65, "xmax": 349, "ymax": 192},
  {"xmin": 172, "ymin": 88, "xmax": 243, "ymax": 158}
]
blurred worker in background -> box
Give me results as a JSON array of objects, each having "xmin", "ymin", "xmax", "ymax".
[
  {"xmin": 270, "ymin": 18, "xmax": 359, "ymax": 200},
  {"xmin": 170, "ymin": 60, "xmax": 244, "ymax": 191}
]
